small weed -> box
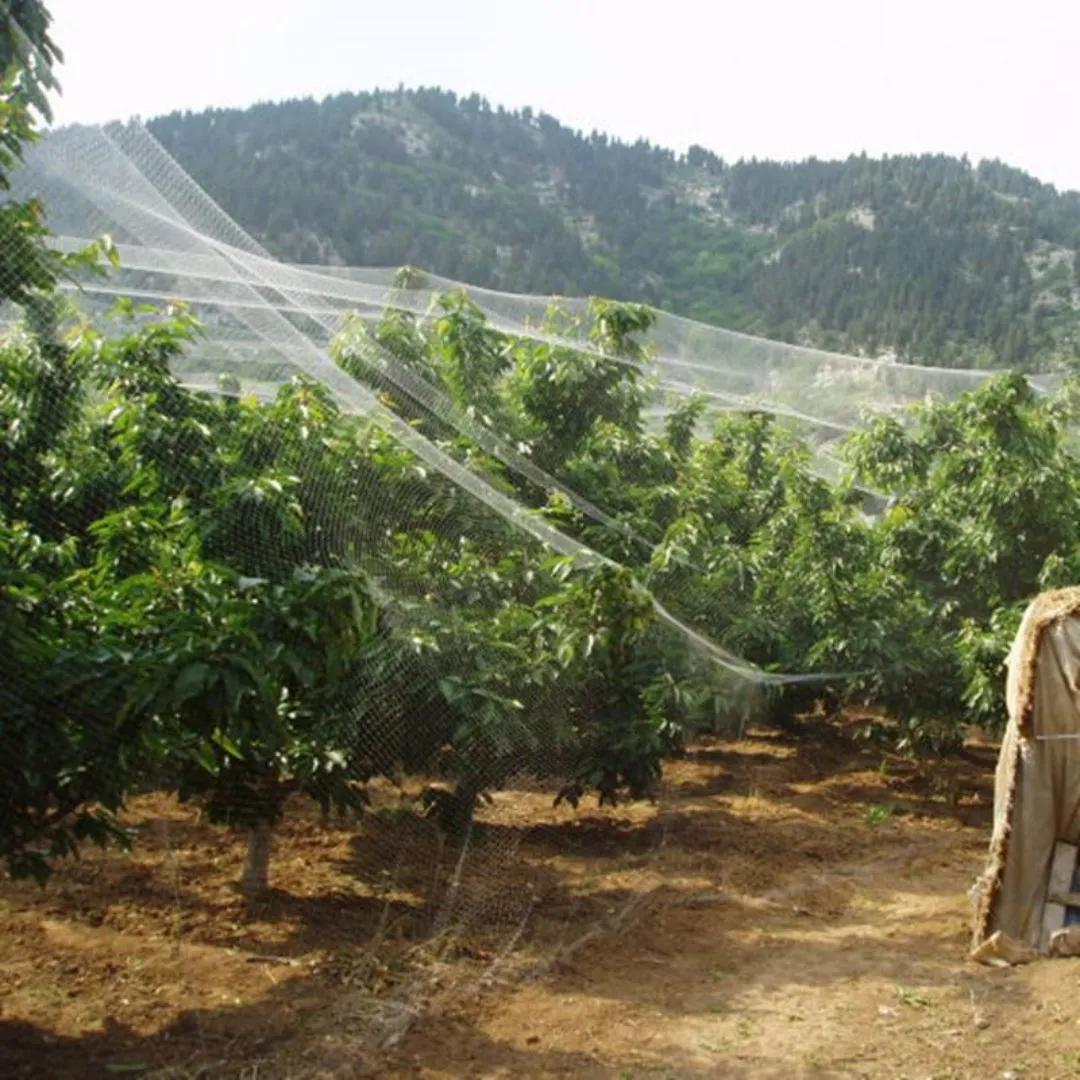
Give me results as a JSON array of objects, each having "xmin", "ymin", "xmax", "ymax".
[
  {"xmin": 894, "ymin": 985, "xmax": 931, "ymax": 1008},
  {"xmin": 866, "ymin": 803, "xmax": 896, "ymax": 826},
  {"xmin": 700, "ymin": 1039, "xmax": 731, "ymax": 1053},
  {"xmin": 736, "ymin": 1018, "xmax": 754, "ymax": 1037},
  {"xmin": 1064, "ymin": 1050, "xmax": 1080, "ymax": 1075},
  {"xmin": 856, "ymin": 719, "xmax": 892, "ymax": 745}
]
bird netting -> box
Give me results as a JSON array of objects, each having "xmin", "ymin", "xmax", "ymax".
[{"xmin": 1, "ymin": 114, "xmax": 1070, "ymax": 1055}]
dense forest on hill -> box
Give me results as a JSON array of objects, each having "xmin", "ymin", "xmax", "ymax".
[{"xmin": 147, "ymin": 87, "xmax": 1080, "ymax": 371}]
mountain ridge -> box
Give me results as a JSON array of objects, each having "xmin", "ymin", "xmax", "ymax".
[{"xmin": 145, "ymin": 86, "xmax": 1080, "ymax": 371}]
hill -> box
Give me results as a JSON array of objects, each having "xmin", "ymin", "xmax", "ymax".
[{"xmin": 148, "ymin": 87, "xmax": 1080, "ymax": 370}]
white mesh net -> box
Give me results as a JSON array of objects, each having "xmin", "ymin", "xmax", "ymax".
[{"xmin": 15, "ymin": 123, "xmax": 1064, "ymax": 430}]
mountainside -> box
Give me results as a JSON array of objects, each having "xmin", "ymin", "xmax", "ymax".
[{"xmin": 148, "ymin": 87, "xmax": 1080, "ymax": 370}]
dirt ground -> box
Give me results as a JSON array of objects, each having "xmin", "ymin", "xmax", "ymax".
[{"xmin": 3, "ymin": 721, "xmax": 1080, "ymax": 1080}]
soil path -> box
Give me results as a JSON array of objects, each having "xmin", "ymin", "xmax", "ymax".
[
  {"xmin": 383, "ymin": 734, "xmax": 1080, "ymax": 1079},
  {"xmin": 3, "ymin": 727, "xmax": 1078, "ymax": 1079}
]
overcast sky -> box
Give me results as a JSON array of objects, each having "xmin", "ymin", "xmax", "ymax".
[{"xmin": 47, "ymin": 0, "xmax": 1080, "ymax": 191}]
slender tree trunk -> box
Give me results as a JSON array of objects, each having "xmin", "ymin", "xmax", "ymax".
[
  {"xmin": 240, "ymin": 819, "xmax": 273, "ymax": 896},
  {"xmin": 448, "ymin": 777, "xmax": 482, "ymax": 836}
]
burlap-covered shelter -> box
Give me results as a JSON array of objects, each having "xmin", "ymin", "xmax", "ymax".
[{"xmin": 972, "ymin": 587, "xmax": 1080, "ymax": 963}]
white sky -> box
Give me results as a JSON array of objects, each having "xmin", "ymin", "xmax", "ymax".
[{"xmin": 47, "ymin": 0, "xmax": 1080, "ymax": 191}]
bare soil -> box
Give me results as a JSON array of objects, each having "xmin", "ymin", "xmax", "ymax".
[{"xmin": 3, "ymin": 722, "xmax": 1079, "ymax": 1079}]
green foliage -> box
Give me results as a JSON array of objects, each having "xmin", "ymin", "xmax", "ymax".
[
  {"xmin": 546, "ymin": 563, "xmax": 683, "ymax": 807},
  {"xmin": 0, "ymin": 258, "xmax": 713, "ymax": 882},
  {"xmin": 1, "ymin": 3, "xmax": 114, "ymax": 313},
  {"xmin": 0, "ymin": 0, "xmax": 62, "ymax": 124},
  {"xmin": 0, "ymin": 516, "xmax": 135, "ymax": 883},
  {"xmin": 1, "ymin": 0, "xmax": 57, "ymax": 308},
  {"xmin": 847, "ymin": 371, "xmax": 1080, "ymax": 740},
  {"xmin": 137, "ymin": 563, "xmax": 380, "ymax": 830},
  {"xmin": 0, "ymin": 303, "xmax": 388, "ymax": 881},
  {"xmin": 335, "ymin": 292, "xmax": 1080, "ymax": 756}
]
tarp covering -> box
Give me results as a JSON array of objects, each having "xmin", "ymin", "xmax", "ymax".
[{"xmin": 972, "ymin": 588, "xmax": 1080, "ymax": 954}]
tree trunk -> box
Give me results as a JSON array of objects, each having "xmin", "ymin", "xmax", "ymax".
[
  {"xmin": 446, "ymin": 777, "xmax": 482, "ymax": 836},
  {"xmin": 240, "ymin": 819, "xmax": 273, "ymax": 896}
]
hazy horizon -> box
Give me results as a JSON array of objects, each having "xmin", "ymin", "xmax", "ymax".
[{"xmin": 47, "ymin": 0, "xmax": 1080, "ymax": 192}]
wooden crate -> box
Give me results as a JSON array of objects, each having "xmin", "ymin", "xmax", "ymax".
[{"xmin": 1042, "ymin": 840, "xmax": 1080, "ymax": 952}]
